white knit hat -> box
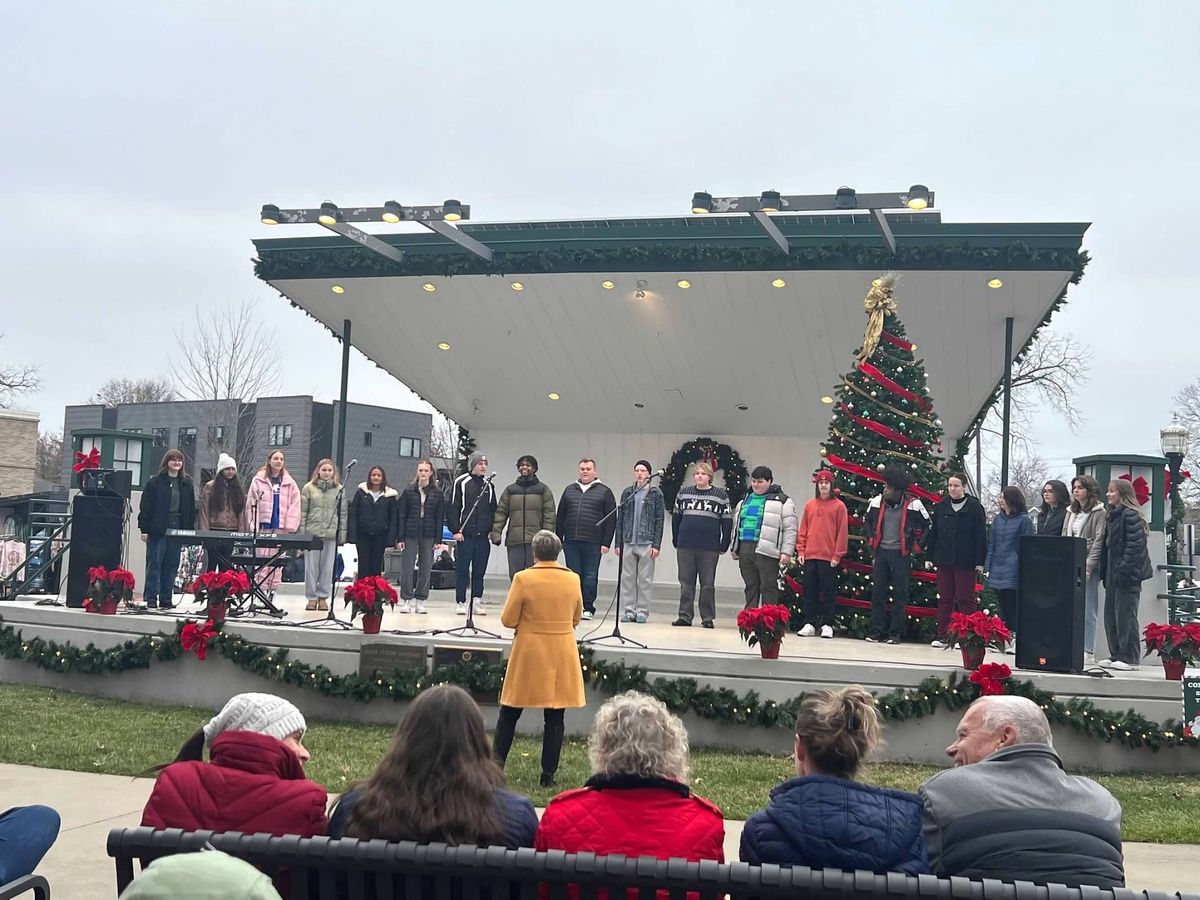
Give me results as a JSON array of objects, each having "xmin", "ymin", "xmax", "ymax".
[
  {"xmin": 215, "ymin": 452, "xmax": 237, "ymax": 474},
  {"xmin": 202, "ymin": 693, "xmax": 306, "ymax": 746}
]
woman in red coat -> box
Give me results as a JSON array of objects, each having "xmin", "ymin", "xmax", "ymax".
[
  {"xmin": 141, "ymin": 692, "xmax": 327, "ymax": 838},
  {"xmin": 535, "ymin": 691, "xmax": 724, "ymax": 872}
]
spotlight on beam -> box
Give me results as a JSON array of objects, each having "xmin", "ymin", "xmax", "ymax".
[
  {"xmin": 442, "ymin": 199, "xmax": 464, "ymax": 221},
  {"xmin": 903, "ymin": 185, "xmax": 930, "ymax": 210},
  {"xmin": 382, "ymin": 200, "xmax": 403, "ymax": 224},
  {"xmin": 260, "ymin": 204, "xmax": 281, "ymax": 225},
  {"xmin": 691, "ymin": 191, "xmax": 713, "ymax": 214},
  {"xmin": 317, "ymin": 202, "xmax": 340, "ymax": 226},
  {"xmin": 759, "ymin": 190, "xmax": 781, "ymax": 212},
  {"xmin": 834, "ymin": 186, "xmax": 857, "ymax": 210}
]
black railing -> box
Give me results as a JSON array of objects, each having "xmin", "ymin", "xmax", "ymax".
[
  {"xmin": 0, "ymin": 516, "xmax": 70, "ymax": 601},
  {"xmin": 106, "ymin": 828, "xmax": 1198, "ymax": 900}
]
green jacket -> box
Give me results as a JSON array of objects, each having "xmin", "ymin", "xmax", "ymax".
[
  {"xmin": 118, "ymin": 850, "xmax": 283, "ymax": 899},
  {"xmin": 491, "ymin": 476, "xmax": 556, "ymax": 546},
  {"xmin": 300, "ymin": 479, "xmax": 346, "ymax": 543}
]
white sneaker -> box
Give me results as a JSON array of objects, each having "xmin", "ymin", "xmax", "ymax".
[
  {"xmin": 1084, "ymin": 651, "xmax": 1095, "ymax": 665},
  {"xmin": 1098, "ymin": 658, "xmax": 1115, "ymax": 668},
  {"xmin": 930, "ymin": 640, "xmax": 946, "ymax": 649},
  {"xmin": 1108, "ymin": 660, "xmax": 1137, "ymax": 671},
  {"xmin": 399, "ymin": 600, "xmax": 412, "ymax": 614},
  {"xmin": 798, "ymin": 623, "xmax": 816, "ymax": 637},
  {"xmin": 820, "ymin": 625, "xmax": 834, "ymax": 639},
  {"xmin": 581, "ymin": 610, "xmax": 594, "ymax": 620},
  {"xmin": 456, "ymin": 602, "xmax": 467, "ymax": 616},
  {"xmin": 416, "ymin": 601, "xmax": 428, "ymax": 614},
  {"xmin": 474, "ymin": 599, "xmax": 487, "ymax": 616}
]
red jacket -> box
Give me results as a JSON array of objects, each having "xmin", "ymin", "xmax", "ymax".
[
  {"xmin": 796, "ymin": 497, "xmax": 848, "ymax": 563},
  {"xmin": 535, "ymin": 774, "xmax": 724, "ymax": 898},
  {"xmin": 142, "ymin": 731, "xmax": 328, "ymax": 838}
]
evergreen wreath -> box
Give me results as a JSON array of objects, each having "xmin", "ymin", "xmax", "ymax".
[{"xmin": 660, "ymin": 437, "xmax": 749, "ymax": 512}]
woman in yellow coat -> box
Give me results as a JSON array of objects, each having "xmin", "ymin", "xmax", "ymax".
[{"xmin": 494, "ymin": 529, "xmax": 585, "ymax": 787}]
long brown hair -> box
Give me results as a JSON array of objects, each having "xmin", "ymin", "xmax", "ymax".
[
  {"xmin": 207, "ymin": 471, "xmax": 245, "ymax": 519},
  {"xmin": 343, "ymin": 685, "xmax": 504, "ymax": 844},
  {"xmin": 257, "ymin": 450, "xmax": 288, "ymax": 480},
  {"xmin": 158, "ymin": 448, "xmax": 185, "ymax": 476},
  {"xmin": 1069, "ymin": 474, "xmax": 1100, "ymax": 513}
]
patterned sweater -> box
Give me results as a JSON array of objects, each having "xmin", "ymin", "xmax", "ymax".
[{"xmin": 672, "ymin": 485, "xmax": 734, "ymax": 551}]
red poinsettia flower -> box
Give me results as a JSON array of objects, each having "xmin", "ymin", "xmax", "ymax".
[
  {"xmin": 970, "ymin": 662, "xmax": 1012, "ymax": 695},
  {"xmin": 87, "ymin": 565, "xmax": 108, "ymax": 583},
  {"xmin": 180, "ymin": 619, "xmax": 218, "ymax": 661},
  {"xmin": 736, "ymin": 604, "xmax": 790, "ymax": 647}
]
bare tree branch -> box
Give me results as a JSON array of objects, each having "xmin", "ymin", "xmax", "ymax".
[
  {"xmin": 1171, "ymin": 379, "xmax": 1200, "ymax": 503},
  {"xmin": 983, "ymin": 453, "xmax": 1051, "ymax": 517},
  {"xmin": 429, "ymin": 413, "xmax": 460, "ymax": 461},
  {"xmin": 88, "ymin": 377, "xmax": 177, "ymax": 407},
  {"xmin": 36, "ymin": 430, "xmax": 63, "ymax": 484},
  {"xmin": 0, "ymin": 333, "xmax": 40, "ymax": 407}
]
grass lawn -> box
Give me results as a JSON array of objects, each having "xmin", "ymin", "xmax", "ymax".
[{"xmin": 1, "ymin": 683, "xmax": 1196, "ymax": 843}]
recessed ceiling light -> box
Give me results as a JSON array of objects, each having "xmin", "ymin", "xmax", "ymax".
[
  {"xmin": 422, "ymin": 283, "xmax": 436, "ymax": 292},
  {"xmin": 547, "ymin": 392, "xmax": 560, "ymax": 401},
  {"xmin": 677, "ymin": 279, "xmax": 691, "ymax": 289},
  {"xmin": 820, "ymin": 396, "xmax": 834, "ymax": 404},
  {"xmin": 511, "ymin": 282, "xmax": 525, "ymax": 291},
  {"xmin": 330, "ymin": 285, "xmax": 345, "ymax": 294},
  {"xmin": 437, "ymin": 342, "xmax": 451, "ymax": 351},
  {"xmin": 987, "ymin": 278, "xmax": 1004, "ymax": 289},
  {"xmin": 601, "ymin": 280, "xmax": 615, "ymax": 290},
  {"xmin": 771, "ymin": 278, "xmax": 786, "ymax": 288},
  {"xmin": 634, "ymin": 402, "xmax": 645, "ymax": 409},
  {"xmin": 736, "ymin": 404, "xmax": 749, "ymax": 411}
]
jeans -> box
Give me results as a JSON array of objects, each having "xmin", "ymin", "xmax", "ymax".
[
  {"xmin": 506, "ymin": 544, "xmax": 534, "ymax": 580},
  {"xmin": 355, "ymin": 533, "xmax": 388, "ymax": 577},
  {"xmin": 676, "ymin": 548, "xmax": 719, "ymax": 624},
  {"xmin": 493, "ymin": 706, "xmax": 566, "ymax": 776},
  {"xmin": 564, "ymin": 539, "xmax": 602, "ymax": 613},
  {"xmin": 1083, "ymin": 571, "xmax": 1101, "ymax": 654},
  {"xmin": 802, "ymin": 559, "xmax": 838, "ymax": 627},
  {"xmin": 935, "ymin": 566, "xmax": 979, "ymax": 638},
  {"xmin": 0, "ymin": 805, "xmax": 60, "ymax": 883},
  {"xmin": 305, "ymin": 537, "xmax": 337, "ymax": 601},
  {"xmin": 870, "ymin": 548, "xmax": 910, "ymax": 640},
  {"xmin": 144, "ymin": 534, "xmax": 183, "ymax": 606},
  {"xmin": 618, "ymin": 544, "xmax": 655, "ymax": 617},
  {"xmin": 737, "ymin": 542, "xmax": 781, "ymax": 609},
  {"xmin": 399, "ymin": 538, "xmax": 435, "ymax": 601},
  {"xmin": 456, "ymin": 535, "xmax": 491, "ymax": 602},
  {"xmin": 1104, "ymin": 579, "xmax": 1141, "ymax": 665}
]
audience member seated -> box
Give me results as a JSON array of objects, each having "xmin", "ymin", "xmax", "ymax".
[
  {"xmin": 118, "ymin": 849, "xmax": 283, "ymax": 899},
  {"xmin": 739, "ymin": 686, "xmax": 927, "ymax": 874},
  {"xmin": 536, "ymin": 691, "xmax": 724, "ymax": 868},
  {"xmin": 919, "ymin": 695, "xmax": 1123, "ymax": 888},
  {"xmin": 0, "ymin": 805, "xmax": 60, "ymax": 885},
  {"xmin": 329, "ymin": 684, "xmax": 537, "ymax": 847},
  {"xmin": 140, "ymin": 693, "xmax": 328, "ymax": 838}
]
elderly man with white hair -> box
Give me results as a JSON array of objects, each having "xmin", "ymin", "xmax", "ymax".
[{"xmin": 919, "ymin": 695, "xmax": 1124, "ymax": 888}]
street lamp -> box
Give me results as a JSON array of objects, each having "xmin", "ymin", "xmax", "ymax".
[{"xmin": 1161, "ymin": 417, "xmax": 1189, "ymax": 564}]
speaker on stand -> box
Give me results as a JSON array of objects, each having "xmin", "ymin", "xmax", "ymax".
[
  {"xmin": 1015, "ymin": 534, "xmax": 1087, "ymax": 673},
  {"xmin": 65, "ymin": 494, "xmax": 127, "ymax": 607}
]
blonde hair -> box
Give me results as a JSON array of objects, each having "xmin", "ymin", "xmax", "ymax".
[
  {"xmin": 794, "ymin": 686, "xmax": 882, "ymax": 778},
  {"xmin": 412, "ymin": 458, "xmax": 435, "ymax": 485},
  {"xmin": 309, "ymin": 458, "xmax": 341, "ymax": 486},
  {"xmin": 693, "ymin": 462, "xmax": 713, "ymax": 478},
  {"xmin": 589, "ymin": 691, "xmax": 690, "ymax": 783},
  {"xmin": 1108, "ymin": 479, "xmax": 1149, "ymax": 533}
]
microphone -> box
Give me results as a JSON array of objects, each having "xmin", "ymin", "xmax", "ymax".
[
  {"xmin": 649, "ymin": 469, "xmax": 666, "ymax": 479},
  {"xmin": 485, "ymin": 472, "xmax": 497, "ymax": 482},
  {"xmin": 345, "ymin": 459, "xmax": 358, "ymax": 472}
]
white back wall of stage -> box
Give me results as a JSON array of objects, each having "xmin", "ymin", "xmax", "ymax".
[{"xmin": 473, "ymin": 430, "xmax": 821, "ymax": 589}]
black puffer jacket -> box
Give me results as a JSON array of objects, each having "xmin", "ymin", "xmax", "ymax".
[
  {"xmin": 1036, "ymin": 504, "xmax": 1067, "ymax": 537},
  {"xmin": 138, "ymin": 473, "xmax": 196, "ymax": 536},
  {"xmin": 397, "ymin": 483, "xmax": 447, "ymax": 541},
  {"xmin": 347, "ymin": 484, "xmax": 399, "ymax": 545},
  {"xmin": 555, "ymin": 481, "xmax": 617, "ymax": 547},
  {"xmin": 1098, "ymin": 505, "xmax": 1153, "ymax": 588},
  {"xmin": 449, "ymin": 472, "xmax": 497, "ymax": 538},
  {"xmin": 925, "ymin": 495, "xmax": 987, "ymax": 569}
]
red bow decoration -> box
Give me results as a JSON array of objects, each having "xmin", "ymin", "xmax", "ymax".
[
  {"xmin": 73, "ymin": 448, "xmax": 101, "ymax": 472},
  {"xmin": 1118, "ymin": 473, "xmax": 1151, "ymax": 506},
  {"xmin": 180, "ymin": 619, "xmax": 218, "ymax": 661},
  {"xmin": 1165, "ymin": 468, "xmax": 1192, "ymax": 499},
  {"xmin": 970, "ymin": 662, "xmax": 1012, "ymax": 696}
]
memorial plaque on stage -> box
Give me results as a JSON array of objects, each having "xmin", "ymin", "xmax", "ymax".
[
  {"xmin": 1184, "ymin": 672, "xmax": 1200, "ymax": 738},
  {"xmin": 358, "ymin": 643, "xmax": 427, "ymax": 680},
  {"xmin": 433, "ymin": 644, "xmax": 504, "ymax": 705}
]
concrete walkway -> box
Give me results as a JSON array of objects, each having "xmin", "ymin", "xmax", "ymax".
[{"xmin": 1, "ymin": 763, "xmax": 1194, "ymax": 897}]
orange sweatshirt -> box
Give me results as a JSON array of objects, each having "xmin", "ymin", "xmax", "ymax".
[{"xmin": 796, "ymin": 497, "xmax": 849, "ymax": 562}]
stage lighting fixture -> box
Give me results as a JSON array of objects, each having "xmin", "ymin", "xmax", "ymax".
[
  {"xmin": 260, "ymin": 204, "xmax": 281, "ymax": 225},
  {"xmin": 691, "ymin": 191, "xmax": 713, "ymax": 214},
  {"xmin": 442, "ymin": 199, "xmax": 464, "ymax": 221},
  {"xmin": 317, "ymin": 202, "xmax": 340, "ymax": 226},
  {"xmin": 759, "ymin": 190, "xmax": 781, "ymax": 212},
  {"xmin": 382, "ymin": 200, "xmax": 404, "ymax": 223},
  {"xmin": 904, "ymin": 185, "xmax": 930, "ymax": 210}
]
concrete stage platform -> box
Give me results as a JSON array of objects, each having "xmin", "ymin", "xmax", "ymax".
[{"xmin": 1, "ymin": 583, "xmax": 1196, "ymax": 773}]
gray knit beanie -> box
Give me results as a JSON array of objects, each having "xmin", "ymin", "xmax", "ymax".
[
  {"xmin": 202, "ymin": 693, "xmax": 307, "ymax": 746},
  {"xmin": 468, "ymin": 452, "xmax": 487, "ymax": 471}
]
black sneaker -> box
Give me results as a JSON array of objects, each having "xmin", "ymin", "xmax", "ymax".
[
  {"xmin": 539, "ymin": 772, "xmax": 556, "ymax": 788},
  {"xmin": 145, "ymin": 601, "xmax": 158, "ymax": 609},
  {"xmin": 672, "ymin": 618, "xmax": 691, "ymax": 627},
  {"xmin": 701, "ymin": 620, "xmax": 714, "ymax": 629},
  {"xmin": 160, "ymin": 602, "xmax": 175, "ymax": 611}
]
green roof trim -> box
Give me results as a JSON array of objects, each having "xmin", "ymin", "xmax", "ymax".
[{"xmin": 252, "ymin": 215, "xmax": 1089, "ymax": 281}]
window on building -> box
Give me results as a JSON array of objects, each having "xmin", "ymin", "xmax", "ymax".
[
  {"xmin": 399, "ymin": 437, "xmax": 422, "ymax": 458},
  {"xmin": 152, "ymin": 427, "xmax": 169, "ymax": 447},
  {"xmin": 112, "ymin": 437, "xmax": 142, "ymax": 485},
  {"xmin": 363, "ymin": 431, "xmax": 373, "ymax": 447},
  {"xmin": 268, "ymin": 424, "xmax": 293, "ymax": 447},
  {"xmin": 208, "ymin": 425, "xmax": 225, "ymax": 446},
  {"xmin": 123, "ymin": 428, "xmax": 143, "ymax": 434},
  {"xmin": 178, "ymin": 427, "xmax": 197, "ymax": 446}
]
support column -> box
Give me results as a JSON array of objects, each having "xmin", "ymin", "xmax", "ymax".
[
  {"xmin": 336, "ymin": 319, "xmax": 351, "ymax": 469},
  {"xmin": 1000, "ymin": 316, "xmax": 1013, "ymax": 488}
]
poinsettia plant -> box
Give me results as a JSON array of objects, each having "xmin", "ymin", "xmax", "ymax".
[
  {"xmin": 84, "ymin": 565, "xmax": 135, "ymax": 612},
  {"xmin": 187, "ymin": 570, "xmax": 251, "ymax": 606},
  {"xmin": 342, "ymin": 575, "xmax": 398, "ymax": 619},
  {"xmin": 736, "ymin": 604, "xmax": 790, "ymax": 649},
  {"xmin": 180, "ymin": 619, "xmax": 219, "ymax": 660},
  {"xmin": 945, "ymin": 611, "xmax": 1012, "ymax": 652},
  {"xmin": 1143, "ymin": 622, "xmax": 1200, "ymax": 663},
  {"xmin": 970, "ymin": 662, "xmax": 1012, "ymax": 696}
]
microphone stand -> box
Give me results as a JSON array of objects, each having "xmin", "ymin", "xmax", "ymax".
[
  {"xmin": 578, "ymin": 475, "xmax": 655, "ymax": 649},
  {"xmin": 436, "ymin": 473, "xmax": 500, "ymax": 639}
]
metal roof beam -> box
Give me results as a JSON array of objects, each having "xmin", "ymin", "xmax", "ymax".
[{"xmin": 420, "ymin": 220, "xmax": 494, "ymax": 262}]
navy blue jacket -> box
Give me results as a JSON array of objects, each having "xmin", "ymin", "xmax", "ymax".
[
  {"xmin": 739, "ymin": 775, "xmax": 928, "ymax": 875},
  {"xmin": 985, "ymin": 510, "xmax": 1034, "ymax": 590}
]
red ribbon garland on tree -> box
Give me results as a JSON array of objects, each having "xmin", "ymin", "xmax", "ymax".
[
  {"xmin": 856, "ymin": 360, "xmax": 931, "ymax": 412},
  {"xmin": 880, "ymin": 331, "xmax": 914, "ymax": 351},
  {"xmin": 838, "ymin": 404, "xmax": 926, "ymax": 449},
  {"xmin": 825, "ymin": 452, "xmax": 942, "ymax": 505},
  {"xmin": 783, "ymin": 573, "xmax": 936, "ymax": 618}
]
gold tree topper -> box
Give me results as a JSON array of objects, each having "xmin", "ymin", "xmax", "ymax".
[{"xmin": 858, "ymin": 271, "xmax": 899, "ymax": 362}]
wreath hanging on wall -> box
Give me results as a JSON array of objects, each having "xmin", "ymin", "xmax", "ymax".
[{"xmin": 660, "ymin": 437, "xmax": 749, "ymax": 512}]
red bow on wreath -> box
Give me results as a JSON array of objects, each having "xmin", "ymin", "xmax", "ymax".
[
  {"xmin": 73, "ymin": 448, "xmax": 101, "ymax": 472},
  {"xmin": 180, "ymin": 619, "xmax": 218, "ymax": 661},
  {"xmin": 1118, "ymin": 473, "xmax": 1151, "ymax": 506}
]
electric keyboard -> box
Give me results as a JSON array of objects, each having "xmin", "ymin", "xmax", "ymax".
[{"xmin": 165, "ymin": 529, "xmax": 322, "ymax": 550}]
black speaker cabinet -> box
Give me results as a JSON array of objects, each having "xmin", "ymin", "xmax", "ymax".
[
  {"xmin": 66, "ymin": 494, "xmax": 126, "ymax": 606},
  {"xmin": 1015, "ymin": 534, "xmax": 1086, "ymax": 673},
  {"xmin": 80, "ymin": 468, "xmax": 133, "ymax": 500}
]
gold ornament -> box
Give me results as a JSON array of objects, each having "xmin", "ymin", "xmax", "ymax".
[
  {"xmin": 819, "ymin": 446, "xmax": 829, "ymax": 458},
  {"xmin": 858, "ymin": 272, "xmax": 899, "ymax": 363}
]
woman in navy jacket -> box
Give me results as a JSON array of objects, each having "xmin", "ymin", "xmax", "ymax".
[
  {"xmin": 740, "ymin": 686, "xmax": 927, "ymax": 874},
  {"xmin": 985, "ymin": 486, "xmax": 1035, "ymax": 638}
]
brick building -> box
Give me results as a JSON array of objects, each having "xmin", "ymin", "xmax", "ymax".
[{"xmin": 0, "ymin": 409, "xmax": 39, "ymax": 498}]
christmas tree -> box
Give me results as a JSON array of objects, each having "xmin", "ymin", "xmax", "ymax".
[{"xmin": 783, "ymin": 273, "xmax": 949, "ymax": 641}]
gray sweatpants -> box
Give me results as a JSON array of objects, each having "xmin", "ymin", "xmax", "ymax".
[
  {"xmin": 619, "ymin": 544, "xmax": 656, "ymax": 617},
  {"xmin": 305, "ymin": 537, "xmax": 337, "ymax": 601},
  {"xmin": 677, "ymin": 548, "xmax": 719, "ymax": 624},
  {"xmin": 399, "ymin": 538, "xmax": 435, "ymax": 601}
]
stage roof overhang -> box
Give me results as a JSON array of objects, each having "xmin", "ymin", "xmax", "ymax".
[{"xmin": 253, "ymin": 212, "xmax": 1089, "ymax": 443}]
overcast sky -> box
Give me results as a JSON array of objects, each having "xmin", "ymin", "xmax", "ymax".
[{"xmin": 3, "ymin": 2, "xmax": 1197, "ymax": 482}]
